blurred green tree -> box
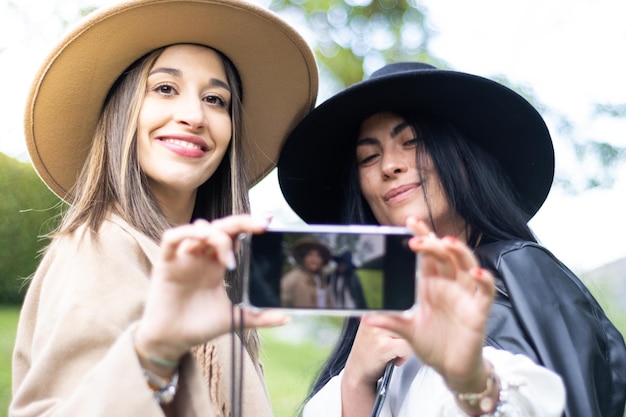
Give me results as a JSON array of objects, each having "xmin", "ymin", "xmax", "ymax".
[
  {"xmin": 269, "ymin": 0, "xmax": 441, "ymax": 87},
  {"xmin": 0, "ymin": 153, "xmax": 63, "ymax": 304}
]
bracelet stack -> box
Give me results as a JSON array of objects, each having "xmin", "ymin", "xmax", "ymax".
[
  {"xmin": 133, "ymin": 337, "xmax": 180, "ymax": 369},
  {"xmin": 141, "ymin": 367, "xmax": 179, "ymax": 404},
  {"xmin": 131, "ymin": 324, "xmax": 180, "ymax": 404}
]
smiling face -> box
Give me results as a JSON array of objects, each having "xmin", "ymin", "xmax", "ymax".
[
  {"xmin": 356, "ymin": 112, "xmax": 465, "ymax": 236},
  {"xmin": 303, "ymin": 248, "xmax": 325, "ymax": 273},
  {"xmin": 137, "ymin": 44, "xmax": 232, "ymax": 211}
]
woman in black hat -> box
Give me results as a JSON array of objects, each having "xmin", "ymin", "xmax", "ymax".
[
  {"xmin": 278, "ymin": 62, "xmax": 626, "ymax": 417},
  {"xmin": 328, "ymin": 251, "xmax": 367, "ymax": 309}
]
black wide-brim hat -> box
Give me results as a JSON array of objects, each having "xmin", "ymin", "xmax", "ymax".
[
  {"xmin": 333, "ymin": 251, "xmax": 356, "ymax": 270},
  {"xmin": 278, "ymin": 62, "xmax": 554, "ymax": 224}
]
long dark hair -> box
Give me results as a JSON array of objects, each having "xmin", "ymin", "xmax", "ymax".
[{"xmin": 306, "ymin": 113, "xmax": 538, "ymax": 402}]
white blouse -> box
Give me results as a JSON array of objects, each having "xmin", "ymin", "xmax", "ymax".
[{"xmin": 303, "ymin": 347, "xmax": 565, "ymax": 417}]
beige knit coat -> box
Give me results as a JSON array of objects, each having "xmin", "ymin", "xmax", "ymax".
[{"xmin": 10, "ymin": 214, "xmax": 273, "ymax": 417}]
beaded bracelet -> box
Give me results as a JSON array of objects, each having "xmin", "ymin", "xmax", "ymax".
[
  {"xmin": 453, "ymin": 366, "xmax": 499, "ymax": 415},
  {"xmin": 446, "ymin": 375, "xmax": 532, "ymax": 417},
  {"xmin": 130, "ymin": 324, "xmax": 180, "ymax": 404}
]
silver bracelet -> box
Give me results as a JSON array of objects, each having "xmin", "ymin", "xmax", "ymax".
[{"xmin": 142, "ymin": 367, "xmax": 179, "ymax": 405}]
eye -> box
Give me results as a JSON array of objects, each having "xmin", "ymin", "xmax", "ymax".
[
  {"xmin": 403, "ymin": 137, "xmax": 419, "ymax": 148},
  {"xmin": 357, "ymin": 152, "xmax": 380, "ymax": 166},
  {"xmin": 203, "ymin": 93, "xmax": 228, "ymax": 108},
  {"xmin": 152, "ymin": 83, "xmax": 177, "ymax": 96}
]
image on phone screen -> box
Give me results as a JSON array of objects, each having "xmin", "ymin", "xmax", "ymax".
[{"xmin": 242, "ymin": 226, "xmax": 417, "ymax": 313}]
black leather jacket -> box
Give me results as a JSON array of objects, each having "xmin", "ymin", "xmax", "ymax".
[{"xmin": 475, "ymin": 240, "xmax": 626, "ymax": 417}]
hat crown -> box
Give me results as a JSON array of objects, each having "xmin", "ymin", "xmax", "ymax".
[
  {"xmin": 334, "ymin": 251, "xmax": 353, "ymax": 264},
  {"xmin": 26, "ymin": 0, "xmax": 318, "ymax": 200},
  {"xmin": 369, "ymin": 62, "xmax": 437, "ymax": 80},
  {"xmin": 278, "ymin": 60, "xmax": 554, "ymax": 224}
]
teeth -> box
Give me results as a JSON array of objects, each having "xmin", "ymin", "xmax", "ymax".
[{"xmin": 163, "ymin": 138, "xmax": 202, "ymax": 150}]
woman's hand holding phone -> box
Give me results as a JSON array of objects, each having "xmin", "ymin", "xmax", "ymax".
[{"xmin": 360, "ymin": 216, "xmax": 496, "ymax": 395}]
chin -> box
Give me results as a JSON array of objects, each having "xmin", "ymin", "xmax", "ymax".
[{"xmin": 383, "ymin": 216, "xmax": 406, "ymax": 227}]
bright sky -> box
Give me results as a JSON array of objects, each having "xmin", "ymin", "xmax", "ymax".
[
  {"xmin": 2, "ymin": 0, "xmax": 625, "ymax": 273},
  {"xmin": 419, "ymin": 0, "xmax": 626, "ymax": 274}
]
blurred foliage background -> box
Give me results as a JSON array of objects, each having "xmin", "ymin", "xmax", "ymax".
[
  {"xmin": 1, "ymin": 0, "xmax": 625, "ymax": 305},
  {"xmin": 0, "ymin": 154, "xmax": 62, "ymax": 304}
]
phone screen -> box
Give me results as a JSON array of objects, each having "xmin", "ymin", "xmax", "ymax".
[{"xmin": 242, "ymin": 225, "xmax": 417, "ymax": 313}]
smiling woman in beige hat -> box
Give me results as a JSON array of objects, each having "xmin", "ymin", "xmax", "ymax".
[
  {"xmin": 280, "ymin": 238, "xmax": 332, "ymax": 309},
  {"xmin": 10, "ymin": 0, "xmax": 317, "ymax": 416}
]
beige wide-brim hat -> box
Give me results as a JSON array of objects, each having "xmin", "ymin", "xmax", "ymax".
[
  {"xmin": 25, "ymin": 0, "xmax": 318, "ymax": 200},
  {"xmin": 291, "ymin": 238, "xmax": 331, "ymax": 266}
]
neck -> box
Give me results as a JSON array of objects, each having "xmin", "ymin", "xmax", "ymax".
[
  {"xmin": 430, "ymin": 214, "xmax": 471, "ymax": 244},
  {"xmin": 152, "ymin": 187, "xmax": 197, "ymax": 226}
]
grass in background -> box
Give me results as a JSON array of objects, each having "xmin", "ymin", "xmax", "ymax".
[
  {"xmin": 0, "ymin": 307, "xmax": 338, "ymax": 417},
  {"xmin": 259, "ymin": 317, "xmax": 340, "ymax": 417},
  {"xmin": 358, "ymin": 270, "xmax": 382, "ymax": 308},
  {"xmin": 2, "ymin": 305, "xmax": 625, "ymax": 417},
  {"xmin": 587, "ymin": 282, "xmax": 626, "ymax": 340},
  {"xmin": 0, "ymin": 306, "xmax": 19, "ymax": 417}
]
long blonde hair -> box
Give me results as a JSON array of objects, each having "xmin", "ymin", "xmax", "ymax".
[{"xmin": 55, "ymin": 45, "xmax": 259, "ymax": 360}]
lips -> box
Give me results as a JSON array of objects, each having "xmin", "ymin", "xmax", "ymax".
[
  {"xmin": 158, "ymin": 134, "xmax": 208, "ymax": 150},
  {"xmin": 383, "ymin": 183, "xmax": 419, "ymax": 202},
  {"xmin": 157, "ymin": 134, "xmax": 210, "ymax": 158}
]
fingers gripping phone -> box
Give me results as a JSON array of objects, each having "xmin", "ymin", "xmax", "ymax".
[{"xmin": 240, "ymin": 225, "xmax": 418, "ymax": 315}]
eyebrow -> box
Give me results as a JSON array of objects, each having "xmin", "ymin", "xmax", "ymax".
[
  {"xmin": 148, "ymin": 67, "xmax": 231, "ymax": 92},
  {"xmin": 356, "ymin": 121, "xmax": 411, "ymax": 147},
  {"xmin": 391, "ymin": 121, "xmax": 410, "ymax": 137}
]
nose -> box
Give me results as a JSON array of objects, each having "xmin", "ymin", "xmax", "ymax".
[
  {"xmin": 381, "ymin": 153, "xmax": 408, "ymax": 178},
  {"xmin": 174, "ymin": 95, "xmax": 205, "ymax": 130}
]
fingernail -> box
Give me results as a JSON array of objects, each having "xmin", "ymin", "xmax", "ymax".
[
  {"xmin": 471, "ymin": 267, "xmax": 484, "ymax": 276},
  {"xmin": 253, "ymin": 214, "xmax": 272, "ymax": 228},
  {"xmin": 442, "ymin": 236, "xmax": 458, "ymax": 244},
  {"xmin": 226, "ymin": 251, "xmax": 237, "ymax": 271}
]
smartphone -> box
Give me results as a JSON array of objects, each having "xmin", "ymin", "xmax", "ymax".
[{"xmin": 241, "ymin": 225, "xmax": 417, "ymax": 315}]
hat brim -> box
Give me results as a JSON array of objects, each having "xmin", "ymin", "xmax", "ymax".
[
  {"xmin": 25, "ymin": 0, "xmax": 318, "ymax": 200},
  {"xmin": 292, "ymin": 240, "xmax": 331, "ymax": 264},
  {"xmin": 278, "ymin": 67, "xmax": 554, "ymax": 224}
]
